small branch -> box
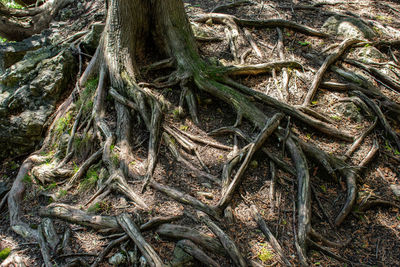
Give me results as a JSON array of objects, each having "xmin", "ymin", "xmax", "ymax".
[
  {"xmin": 162, "ymin": 132, "xmax": 220, "ymax": 185},
  {"xmin": 63, "ymin": 148, "xmax": 103, "ymax": 191}
]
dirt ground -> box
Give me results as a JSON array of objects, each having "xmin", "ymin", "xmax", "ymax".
[{"xmin": 1, "ymin": 0, "xmax": 400, "ymax": 266}]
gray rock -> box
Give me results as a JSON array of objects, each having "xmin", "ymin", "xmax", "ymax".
[
  {"xmin": 355, "ymin": 46, "xmax": 385, "ymax": 63},
  {"xmin": 0, "ymin": 45, "xmax": 76, "ymax": 159},
  {"xmin": 390, "ymin": 184, "xmax": 400, "ymax": 197},
  {"xmin": 60, "ymin": 8, "xmax": 73, "ymax": 21},
  {"xmin": 81, "ymin": 23, "xmax": 105, "ymax": 54},
  {"xmin": 108, "ymin": 252, "xmax": 126, "ymax": 266},
  {"xmin": 322, "ymin": 16, "xmax": 376, "ymax": 40},
  {"xmin": 170, "ymin": 245, "xmax": 194, "ymax": 267},
  {"xmin": 334, "ymin": 102, "xmax": 363, "ymax": 123}
]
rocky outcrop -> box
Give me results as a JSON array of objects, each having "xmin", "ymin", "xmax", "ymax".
[
  {"xmin": 0, "ymin": 44, "xmax": 76, "ymax": 159},
  {"xmin": 322, "ymin": 16, "xmax": 376, "ymax": 40}
]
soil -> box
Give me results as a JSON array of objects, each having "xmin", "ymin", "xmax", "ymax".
[{"xmin": 1, "ymin": 0, "xmax": 400, "ymax": 266}]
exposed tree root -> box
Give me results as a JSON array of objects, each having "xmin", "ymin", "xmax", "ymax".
[
  {"xmin": 176, "ymin": 239, "xmax": 220, "ymax": 267},
  {"xmin": 4, "ymin": 0, "xmax": 400, "ymax": 266},
  {"xmin": 197, "ymin": 211, "xmax": 247, "ymax": 267},
  {"xmin": 162, "ymin": 132, "xmax": 220, "ymax": 185},
  {"xmin": 117, "ymin": 213, "xmax": 163, "ymax": 267},
  {"xmin": 156, "ymin": 223, "xmax": 225, "ymax": 254},
  {"xmin": 250, "ymin": 205, "xmax": 293, "ymax": 267},
  {"xmin": 217, "ymin": 113, "xmax": 284, "ymax": 210},
  {"xmin": 0, "ymin": 0, "xmax": 73, "ymax": 41},
  {"xmin": 195, "ymin": 13, "xmax": 330, "ymax": 38},
  {"xmin": 285, "ymin": 136, "xmax": 311, "ymax": 266},
  {"xmin": 302, "ymin": 38, "xmax": 361, "ymax": 107}
]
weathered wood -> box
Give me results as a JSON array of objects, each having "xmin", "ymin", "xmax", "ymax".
[
  {"xmin": 40, "ymin": 203, "xmax": 120, "ymax": 231},
  {"xmin": 302, "ymin": 38, "xmax": 361, "ymax": 106},
  {"xmin": 195, "ymin": 14, "xmax": 329, "ymax": 37},
  {"xmin": 156, "ymin": 224, "xmax": 225, "ymax": 255},
  {"xmin": 217, "ymin": 113, "xmax": 284, "ymax": 209},
  {"xmin": 224, "ymin": 61, "xmax": 302, "ymax": 76},
  {"xmin": 140, "ymin": 215, "xmax": 183, "ymax": 232},
  {"xmin": 91, "ymin": 235, "xmax": 129, "ymax": 267},
  {"xmin": 38, "ymin": 224, "xmax": 54, "ymax": 267},
  {"xmin": 162, "ymin": 132, "xmax": 219, "ymax": 185},
  {"xmin": 351, "ymin": 91, "xmax": 400, "ymax": 152},
  {"xmin": 223, "ymin": 77, "xmax": 353, "ymax": 141},
  {"xmin": 117, "ymin": 213, "xmax": 163, "ymax": 267},
  {"xmin": 285, "ymin": 137, "xmax": 310, "ymax": 266},
  {"xmin": 150, "ymin": 181, "xmax": 219, "ymax": 218},
  {"xmin": 41, "ymin": 218, "xmax": 60, "ymax": 252},
  {"xmin": 177, "ymin": 239, "xmax": 220, "ymax": 267},
  {"xmin": 197, "ymin": 211, "xmax": 247, "ymax": 267},
  {"xmin": 250, "ymin": 205, "xmax": 292, "ymax": 267}
]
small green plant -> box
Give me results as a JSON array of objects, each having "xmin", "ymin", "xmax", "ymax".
[
  {"xmin": 298, "ymin": 41, "xmax": 310, "ymax": 46},
  {"xmin": 320, "ymin": 184, "xmax": 327, "ymax": 193},
  {"xmin": 10, "ymin": 161, "xmax": 19, "ymax": 170},
  {"xmin": 384, "ymin": 140, "xmax": 392, "ymax": 151},
  {"xmin": 73, "ymin": 162, "xmax": 79, "ymax": 173},
  {"xmin": 179, "ymin": 125, "xmax": 189, "ymax": 131},
  {"xmin": 79, "ymin": 167, "xmax": 99, "ymax": 191},
  {"xmin": 311, "ymin": 101, "xmax": 318, "ymax": 105},
  {"xmin": 112, "ymin": 153, "xmax": 119, "ymax": 166},
  {"xmin": 1, "ymin": 0, "xmax": 23, "ymax": 9},
  {"xmin": 376, "ymin": 15, "xmax": 392, "ymax": 23},
  {"xmin": 87, "ymin": 201, "xmax": 110, "ymax": 213},
  {"xmin": 84, "ymin": 77, "xmax": 99, "ymax": 92},
  {"xmin": 0, "ymin": 247, "xmax": 11, "ymax": 260},
  {"xmin": 22, "ymin": 174, "xmax": 32, "ymax": 184},
  {"xmin": 172, "ymin": 108, "xmax": 180, "ymax": 118},
  {"xmin": 330, "ymin": 115, "xmax": 341, "ymax": 121},
  {"xmin": 58, "ymin": 189, "xmax": 67, "ymax": 198},
  {"xmin": 258, "ymin": 245, "xmax": 274, "ymax": 263},
  {"xmin": 250, "ymin": 160, "xmax": 258, "ymax": 169},
  {"xmin": 87, "ymin": 202, "xmax": 101, "ymax": 213},
  {"xmin": 55, "ymin": 112, "xmax": 73, "ymax": 134},
  {"xmin": 45, "ymin": 182, "xmax": 57, "ymax": 191}
]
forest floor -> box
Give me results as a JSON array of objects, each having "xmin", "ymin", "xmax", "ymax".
[{"xmin": 1, "ymin": 0, "xmax": 400, "ymax": 266}]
